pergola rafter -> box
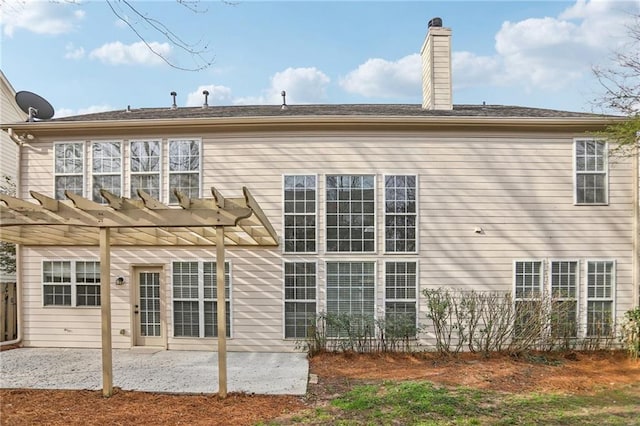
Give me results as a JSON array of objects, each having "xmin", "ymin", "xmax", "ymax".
[
  {"xmin": 0, "ymin": 186, "xmax": 279, "ymax": 398},
  {"xmin": 0, "ymin": 187, "xmax": 278, "ymax": 247}
]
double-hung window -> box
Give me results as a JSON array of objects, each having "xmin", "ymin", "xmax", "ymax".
[
  {"xmin": 385, "ymin": 261, "xmax": 417, "ymax": 337},
  {"xmin": 283, "ymin": 175, "xmax": 317, "ymax": 253},
  {"xmin": 550, "ymin": 260, "xmax": 578, "ymax": 338},
  {"xmin": 91, "ymin": 141, "xmax": 122, "ymax": 203},
  {"xmin": 575, "ymin": 139, "xmax": 607, "ymax": 204},
  {"xmin": 326, "ymin": 261, "xmax": 375, "ymax": 337},
  {"xmin": 130, "ymin": 140, "xmax": 161, "ymax": 200},
  {"xmin": 384, "ymin": 175, "xmax": 417, "ymax": 252},
  {"xmin": 513, "ymin": 260, "xmax": 543, "ymax": 338},
  {"xmin": 168, "ymin": 139, "xmax": 201, "ymax": 203},
  {"xmin": 54, "ymin": 142, "xmax": 84, "ymax": 200},
  {"xmin": 284, "ymin": 262, "xmax": 317, "ymax": 338},
  {"xmin": 586, "ymin": 260, "xmax": 615, "ymax": 337},
  {"xmin": 326, "ymin": 175, "xmax": 375, "ymax": 252},
  {"xmin": 172, "ymin": 261, "xmax": 231, "ymax": 338},
  {"xmin": 43, "ymin": 260, "xmax": 100, "ymax": 307}
]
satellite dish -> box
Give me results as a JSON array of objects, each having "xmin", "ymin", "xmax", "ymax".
[{"xmin": 15, "ymin": 91, "xmax": 55, "ymax": 121}]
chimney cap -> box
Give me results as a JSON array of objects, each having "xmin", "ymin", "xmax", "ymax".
[{"xmin": 428, "ymin": 17, "xmax": 443, "ymax": 28}]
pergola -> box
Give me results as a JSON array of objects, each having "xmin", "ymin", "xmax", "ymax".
[{"xmin": 0, "ymin": 186, "xmax": 278, "ymax": 397}]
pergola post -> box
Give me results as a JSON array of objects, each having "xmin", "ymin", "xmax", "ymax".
[
  {"xmin": 216, "ymin": 225, "xmax": 227, "ymax": 398},
  {"xmin": 99, "ymin": 227, "xmax": 113, "ymax": 397}
]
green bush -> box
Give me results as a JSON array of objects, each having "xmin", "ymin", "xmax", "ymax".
[{"xmin": 619, "ymin": 307, "xmax": 640, "ymax": 360}]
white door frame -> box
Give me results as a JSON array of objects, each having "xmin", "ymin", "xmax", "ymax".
[{"xmin": 130, "ymin": 265, "xmax": 167, "ymax": 348}]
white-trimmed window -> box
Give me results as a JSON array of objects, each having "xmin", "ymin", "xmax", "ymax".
[
  {"xmin": 168, "ymin": 139, "xmax": 201, "ymax": 203},
  {"xmin": 326, "ymin": 175, "xmax": 375, "ymax": 252},
  {"xmin": 284, "ymin": 262, "xmax": 317, "ymax": 338},
  {"xmin": 550, "ymin": 260, "xmax": 578, "ymax": 338},
  {"xmin": 130, "ymin": 140, "xmax": 161, "ymax": 200},
  {"xmin": 326, "ymin": 261, "xmax": 375, "ymax": 337},
  {"xmin": 172, "ymin": 261, "xmax": 230, "ymax": 338},
  {"xmin": 575, "ymin": 139, "xmax": 607, "ymax": 204},
  {"xmin": 43, "ymin": 260, "xmax": 100, "ymax": 307},
  {"xmin": 91, "ymin": 141, "xmax": 122, "ymax": 203},
  {"xmin": 513, "ymin": 260, "xmax": 543, "ymax": 336},
  {"xmin": 283, "ymin": 175, "xmax": 317, "ymax": 253},
  {"xmin": 54, "ymin": 142, "xmax": 84, "ymax": 200},
  {"xmin": 384, "ymin": 261, "xmax": 417, "ymax": 337},
  {"xmin": 586, "ymin": 260, "xmax": 615, "ymax": 337},
  {"xmin": 384, "ymin": 175, "xmax": 417, "ymax": 253}
]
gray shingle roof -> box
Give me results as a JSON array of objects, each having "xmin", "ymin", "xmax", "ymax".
[{"xmin": 51, "ymin": 104, "xmax": 612, "ymax": 122}]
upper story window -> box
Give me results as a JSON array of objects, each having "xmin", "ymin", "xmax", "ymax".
[
  {"xmin": 54, "ymin": 142, "xmax": 84, "ymax": 200},
  {"xmin": 326, "ymin": 175, "xmax": 375, "ymax": 253},
  {"xmin": 283, "ymin": 175, "xmax": 317, "ymax": 253},
  {"xmin": 91, "ymin": 141, "xmax": 122, "ymax": 203},
  {"xmin": 168, "ymin": 139, "xmax": 201, "ymax": 203},
  {"xmin": 130, "ymin": 140, "xmax": 161, "ymax": 200},
  {"xmin": 384, "ymin": 175, "xmax": 417, "ymax": 253},
  {"xmin": 575, "ymin": 140, "xmax": 607, "ymax": 204}
]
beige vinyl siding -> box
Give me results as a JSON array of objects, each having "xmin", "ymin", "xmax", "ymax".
[
  {"xmin": 0, "ymin": 73, "xmax": 26, "ymax": 181},
  {"xmin": 18, "ymin": 131, "xmax": 635, "ymax": 350}
]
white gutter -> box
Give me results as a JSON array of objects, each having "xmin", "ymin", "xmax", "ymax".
[
  {"xmin": 634, "ymin": 131, "xmax": 640, "ymax": 308},
  {"xmin": 1, "ymin": 128, "xmax": 23, "ymax": 347},
  {"xmin": 1, "ymin": 114, "xmax": 624, "ymax": 135}
]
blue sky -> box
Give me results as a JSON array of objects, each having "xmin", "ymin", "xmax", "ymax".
[{"xmin": 1, "ymin": 0, "xmax": 638, "ymax": 117}]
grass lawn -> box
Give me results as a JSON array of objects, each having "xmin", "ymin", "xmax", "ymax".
[{"xmin": 272, "ymin": 380, "xmax": 640, "ymax": 425}]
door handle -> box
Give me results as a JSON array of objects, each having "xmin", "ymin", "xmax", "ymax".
[{"xmin": 134, "ymin": 310, "xmax": 139, "ymax": 314}]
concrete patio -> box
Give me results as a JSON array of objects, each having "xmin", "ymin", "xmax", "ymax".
[{"xmin": 0, "ymin": 348, "xmax": 309, "ymax": 395}]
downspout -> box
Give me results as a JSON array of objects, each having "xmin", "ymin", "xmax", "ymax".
[
  {"xmin": 1, "ymin": 128, "xmax": 23, "ymax": 347},
  {"xmin": 634, "ymin": 131, "xmax": 639, "ymax": 308}
]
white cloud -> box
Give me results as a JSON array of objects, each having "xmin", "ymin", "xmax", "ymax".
[
  {"xmin": 492, "ymin": 0, "xmax": 638, "ymax": 90},
  {"xmin": 64, "ymin": 43, "xmax": 85, "ymax": 60},
  {"xmin": 452, "ymin": 52, "xmax": 501, "ymax": 90},
  {"xmin": 341, "ymin": 0, "xmax": 639, "ymax": 98},
  {"xmin": 270, "ymin": 67, "xmax": 331, "ymax": 104},
  {"xmin": 235, "ymin": 67, "xmax": 330, "ymax": 105},
  {"xmin": 89, "ymin": 41, "xmax": 172, "ymax": 66},
  {"xmin": 185, "ymin": 85, "xmax": 233, "ymax": 107},
  {"xmin": 340, "ymin": 55, "xmax": 421, "ymax": 98},
  {"xmin": 55, "ymin": 105, "xmax": 112, "ymax": 118},
  {"xmin": 0, "ymin": 0, "xmax": 85, "ymax": 37}
]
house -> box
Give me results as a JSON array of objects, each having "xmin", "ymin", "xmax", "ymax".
[
  {"xmin": 0, "ymin": 70, "xmax": 26, "ymax": 343},
  {"xmin": 1, "ymin": 19, "xmax": 637, "ymax": 354}
]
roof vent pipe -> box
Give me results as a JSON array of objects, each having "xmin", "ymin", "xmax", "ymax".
[
  {"xmin": 428, "ymin": 17, "xmax": 442, "ymax": 28},
  {"xmin": 202, "ymin": 90, "xmax": 209, "ymax": 108},
  {"xmin": 281, "ymin": 90, "xmax": 288, "ymax": 110},
  {"xmin": 170, "ymin": 91, "xmax": 177, "ymax": 110}
]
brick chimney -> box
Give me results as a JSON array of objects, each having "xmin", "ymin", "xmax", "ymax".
[{"xmin": 421, "ymin": 17, "xmax": 452, "ymax": 110}]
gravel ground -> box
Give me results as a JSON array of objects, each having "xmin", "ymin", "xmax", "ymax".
[{"xmin": 0, "ymin": 348, "xmax": 309, "ymax": 395}]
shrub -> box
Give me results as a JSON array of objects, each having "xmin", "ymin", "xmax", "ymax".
[
  {"xmin": 299, "ymin": 312, "xmax": 420, "ymax": 355},
  {"xmin": 619, "ymin": 307, "xmax": 640, "ymax": 360}
]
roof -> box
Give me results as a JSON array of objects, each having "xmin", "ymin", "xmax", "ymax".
[{"xmin": 50, "ymin": 103, "xmax": 612, "ymax": 122}]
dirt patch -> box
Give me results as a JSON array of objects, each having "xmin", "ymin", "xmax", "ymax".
[
  {"xmin": 2, "ymin": 350, "xmax": 639, "ymax": 425},
  {"xmin": 309, "ymin": 350, "xmax": 640, "ymax": 395}
]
